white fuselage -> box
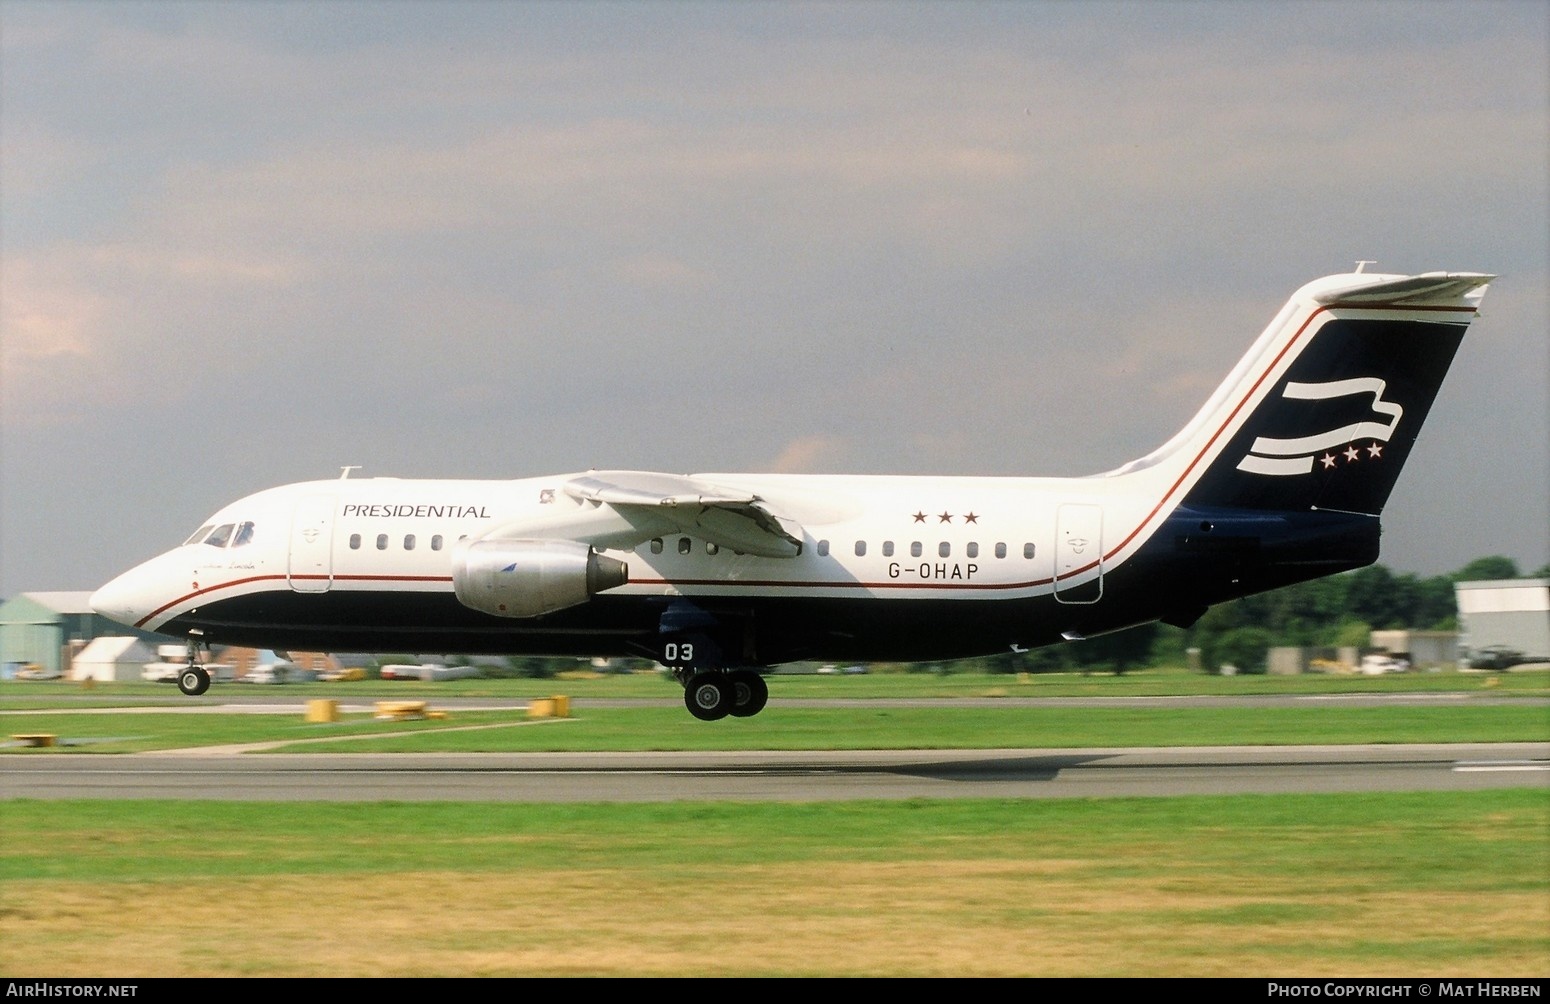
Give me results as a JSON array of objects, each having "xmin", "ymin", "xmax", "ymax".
[{"xmin": 87, "ymin": 269, "xmax": 1492, "ymax": 705}]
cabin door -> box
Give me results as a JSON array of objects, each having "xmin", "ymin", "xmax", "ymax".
[
  {"xmin": 288, "ymin": 495, "xmax": 336, "ymax": 593},
  {"xmin": 1053, "ymin": 503, "xmax": 1103, "ymax": 604}
]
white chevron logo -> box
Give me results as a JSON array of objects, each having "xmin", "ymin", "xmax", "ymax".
[{"xmin": 1237, "ymin": 378, "xmax": 1403, "ymax": 476}]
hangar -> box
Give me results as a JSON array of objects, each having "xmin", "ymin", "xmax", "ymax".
[
  {"xmin": 1455, "ymin": 578, "xmax": 1550, "ymax": 666},
  {"xmin": 0, "ymin": 592, "xmax": 168, "ymax": 679}
]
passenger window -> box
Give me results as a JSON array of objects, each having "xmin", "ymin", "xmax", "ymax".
[
  {"xmin": 431, "ymin": 535, "xmax": 443, "ymax": 551},
  {"xmin": 232, "ymin": 522, "xmax": 255, "ymax": 547},
  {"xmin": 854, "ymin": 540, "xmax": 866, "ymax": 557},
  {"xmin": 939, "ymin": 542, "xmax": 951, "ymax": 558},
  {"xmin": 205, "ymin": 524, "xmax": 234, "ymax": 548},
  {"xmin": 910, "ymin": 541, "xmax": 923, "ymax": 558},
  {"xmin": 1024, "ymin": 543, "xmax": 1036, "ymax": 559},
  {"xmin": 184, "ymin": 525, "xmax": 214, "ymax": 546},
  {"xmin": 350, "ymin": 534, "xmax": 362, "ymax": 550},
  {"xmin": 995, "ymin": 542, "xmax": 1007, "ymax": 559},
  {"xmin": 706, "ymin": 542, "xmax": 719, "ymax": 555},
  {"xmin": 650, "ymin": 538, "xmax": 663, "ymax": 554},
  {"xmin": 404, "ymin": 534, "xmax": 416, "ymax": 551},
  {"xmin": 967, "ymin": 542, "xmax": 979, "ymax": 559},
  {"xmin": 882, "ymin": 541, "xmax": 894, "ymax": 557},
  {"xmin": 817, "ymin": 540, "xmax": 830, "ymax": 557},
  {"xmin": 678, "ymin": 537, "xmax": 692, "ymax": 555},
  {"xmin": 376, "ymin": 534, "xmax": 388, "ymax": 550}
]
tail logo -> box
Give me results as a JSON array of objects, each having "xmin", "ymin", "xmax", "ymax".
[{"xmin": 1236, "ymin": 377, "xmax": 1402, "ymax": 477}]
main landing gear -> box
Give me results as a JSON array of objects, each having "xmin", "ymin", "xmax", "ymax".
[
  {"xmin": 177, "ymin": 637, "xmax": 213, "ymax": 697},
  {"xmin": 678, "ymin": 668, "xmax": 769, "ymax": 722},
  {"xmin": 656, "ymin": 619, "xmax": 769, "ymax": 721}
]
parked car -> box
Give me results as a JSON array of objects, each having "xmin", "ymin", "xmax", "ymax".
[
  {"xmin": 239, "ymin": 652, "xmax": 300, "ymax": 683},
  {"xmin": 1359, "ymin": 654, "xmax": 1409, "ymax": 675},
  {"xmin": 1465, "ymin": 645, "xmax": 1526, "ymax": 670}
]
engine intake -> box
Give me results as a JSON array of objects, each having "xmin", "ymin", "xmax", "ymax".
[{"xmin": 453, "ymin": 539, "xmax": 628, "ymax": 618}]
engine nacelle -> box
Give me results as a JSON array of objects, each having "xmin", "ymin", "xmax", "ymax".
[{"xmin": 452, "ymin": 539, "xmax": 628, "ymax": 618}]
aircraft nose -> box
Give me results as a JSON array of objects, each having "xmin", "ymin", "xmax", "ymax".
[{"xmin": 91, "ymin": 567, "xmax": 152, "ymax": 629}]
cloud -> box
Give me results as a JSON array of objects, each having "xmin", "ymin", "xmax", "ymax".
[
  {"xmin": 767, "ymin": 435, "xmax": 849, "ymax": 474},
  {"xmin": 1, "ymin": 1, "xmax": 1544, "ymax": 595}
]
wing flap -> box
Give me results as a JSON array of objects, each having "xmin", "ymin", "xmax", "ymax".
[{"xmin": 564, "ymin": 470, "xmax": 804, "ymax": 558}]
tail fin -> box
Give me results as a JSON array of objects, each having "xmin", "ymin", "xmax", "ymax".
[{"xmin": 1170, "ymin": 270, "xmax": 1493, "ymax": 515}]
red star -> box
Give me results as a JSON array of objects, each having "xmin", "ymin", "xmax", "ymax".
[
  {"xmin": 938, "ymin": 512, "xmax": 953, "ymax": 523},
  {"xmin": 963, "ymin": 512, "xmax": 979, "ymax": 524},
  {"xmin": 912, "ymin": 512, "xmax": 927, "ymax": 523}
]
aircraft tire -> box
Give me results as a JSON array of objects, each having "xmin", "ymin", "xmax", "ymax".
[
  {"xmin": 178, "ymin": 666, "xmax": 211, "ymax": 697},
  {"xmin": 684, "ymin": 672, "xmax": 733, "ymax": 721},
  {"xmin": 728, "ymin": 669, "xmax": 768, "ymax": 718}
]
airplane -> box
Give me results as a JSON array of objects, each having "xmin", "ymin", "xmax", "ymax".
[{"xmin": 90, "ymin": 266, "xmax": 1494, "ymax": 720}]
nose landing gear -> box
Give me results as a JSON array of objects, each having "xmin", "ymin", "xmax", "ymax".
[{"xmin": 176, "ymin": 636, "xmax": 213, "ymax": 697}]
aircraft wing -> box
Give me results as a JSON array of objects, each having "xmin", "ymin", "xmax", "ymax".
[{"xmin": 564, "ymin": 470, "xmax": 804, "ymax": 558}]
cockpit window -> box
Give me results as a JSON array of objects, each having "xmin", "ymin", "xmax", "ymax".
[
  {"xmin": 204, "ymin": 523, "xmax": 235, "ymax": 548},
  {"xmin": 231, "ymin": 522, "xmax": 255, "ymax": 547},
  {"xmin": 183, "ymin": 525, "xmax": 215, "ymax": 546}
]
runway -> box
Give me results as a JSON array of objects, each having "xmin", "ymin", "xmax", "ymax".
[
  {"xmin": 5, "ymin": 693, "xmax": 1546, "ymax": 801},
  {"xmin": 5, "ymin": 743, "xmax": 1546, "ymax": 801}
]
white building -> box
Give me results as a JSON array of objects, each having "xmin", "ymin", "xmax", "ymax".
[
  {"xmin": 1454, "ymin": 579, "xmax": 1550, "ymax": 664},
  {"xmin": 73, "ymin": 636, "xmax": 158, "ymax": 683}
]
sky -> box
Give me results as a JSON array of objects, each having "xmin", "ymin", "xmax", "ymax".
[{"xmin": 2, "ymin": 0, "xmax": 1547, "ymax": 601}]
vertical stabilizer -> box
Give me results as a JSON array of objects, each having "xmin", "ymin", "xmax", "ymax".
[{"xmin": 1172, "ymin": 271, "xmax": 1492, "ymax": 516}]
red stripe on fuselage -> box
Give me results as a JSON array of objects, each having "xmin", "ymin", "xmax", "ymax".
[{"xmin": 135, "ymin": 573, "xmax": 454, "ymax": 629}]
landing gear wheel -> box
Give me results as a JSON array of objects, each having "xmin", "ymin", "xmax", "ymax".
[
  {"xmin": 178, "ymin": 666, "xmax": 211, "ymax": 696},
  {"xmin": 684, "ymin": 672, "xmax": 734, "ymax": 721},
  {"xmin": 728, "ymin": 669, "xmax": 769, "ymax": 718}
]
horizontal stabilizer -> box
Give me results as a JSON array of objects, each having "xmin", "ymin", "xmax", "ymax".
[{"xmin": 1313, "ymin": 272, "xmax": 1495, "ymax": 307}]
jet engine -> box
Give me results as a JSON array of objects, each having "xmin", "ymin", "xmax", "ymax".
[{"xmin": 452, "ymin": 538, "xmax": 628, "ymax": 618}]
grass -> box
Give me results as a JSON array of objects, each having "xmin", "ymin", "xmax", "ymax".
[
  {"xmin": 2, "ymin": 792, "xmax": 1545, "ymax": 977},
  {"xmin": 2, "ymin": 666, "xmax": 1545, "ymax": 753},
  {"xmin": 2, "ymin": 668, "xmax": 1545, "ymax": 977},
  {"xmin": 6, "ymin": 662, "xmax": 1548, "ymax": 707},
  {"xmin": 4, "ymin": 704, "xmax": 1544, "ymax": 754}
]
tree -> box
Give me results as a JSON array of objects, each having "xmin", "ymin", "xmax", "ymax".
[
  {"xmin": 1414, "ymin": 576, "xmax": 1459, "ymax": 629},
  {"xmin": 1210, "ymin": 626, "xmax": 1274, "ymax": 674},
  {"xmin": 1345, "ymin": 566, "xmax": 1402, "ymax": 628},
  {"xmin": 1067, "ymin": 623, "xmax": 1159, "ymax": 675},
  {"xmin": 1332, "ymin": 619, "xmax": 1373, "ymax": 648},
  {"xmin": 1453, "ymin": 556, "xmax": 1521, "ymax": 582}
]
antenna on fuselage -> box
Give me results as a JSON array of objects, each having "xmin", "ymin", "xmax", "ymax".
[
  {"xmin": 1354, "ymin": 260, "xmax": 1376, "ymax": 273},
  {"xmin": 339, "ymin": 466, "xmax": 361, "ymax": 479}
]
